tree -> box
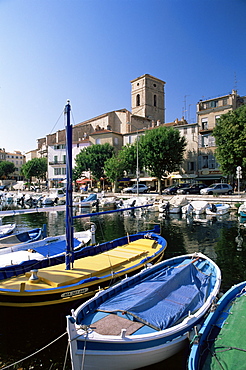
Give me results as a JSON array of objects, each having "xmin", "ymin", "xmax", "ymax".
[
  {"xmin": 0, "ymin": 161, "xmax": 15, "ymax": 178},
  {"xmin": 139, "ymin": 126, "xmax": 186, "ymax": 194},
  {"xmin": 21, "ymin": 157, "xmax": 47, "ymax": 183},
  {"xmin": 118, "ymin": 143, "xmax": 144, "ymax": 175},
  {"xmin": 104, "ymin": 155, "xmax": 125, "ymax": 192},
  {"xmin": 213, "ymin": 105, "xmax": 246, "ymax": 177},
  {"xmin": 74, "ymin": 143, "xmax": 115, "ymax": 181}
]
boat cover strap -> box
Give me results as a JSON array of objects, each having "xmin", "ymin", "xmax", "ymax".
[{"xmin": 98, "ymin": 262, "xmax": 210, "ymax": 331}]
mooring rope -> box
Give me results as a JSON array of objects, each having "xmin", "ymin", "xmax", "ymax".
[{"xmin": 0, "ymin": 332, "xmax": 67, "ymax": 369}]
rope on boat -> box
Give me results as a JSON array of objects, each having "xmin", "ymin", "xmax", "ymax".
[{"xmin": 0, "ymin": 331, "xmax": 67, "ymax": 370}]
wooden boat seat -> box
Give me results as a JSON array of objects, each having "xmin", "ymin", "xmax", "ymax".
[
  {"xmin": 25, "ymin": 239, "xmax": 152, "ymax": 287},
  {"xmin": 91, "ymin": 313, "xmax": 144, "ymax": 336}
]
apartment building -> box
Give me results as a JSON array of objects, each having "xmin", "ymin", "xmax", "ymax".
[
  {"xmin": 4, "ymin": 150, "xmax": 25, "ymax": 181},
  {"xmin": 196, "ymin": 89, "xmax": 246, "ymax": 182}
]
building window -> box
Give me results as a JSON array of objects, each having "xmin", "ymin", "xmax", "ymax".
[
  {"xmin": 183, "ymin": 128, "xmax": 187, "ymax": 135},
  {"xmin": 223, "ymin": 98, "xmax": 227, "ymax": 106},
  {"xmin": 188, "ymin": 161, "xmax": 195, "ymax": 171},
  {"xmin": 96, "ymin": 138, "xmax": 101, "ymax": 144},
  {"xmin": 192, "ymin": 126, "xmax": 195, "ymax": 134},
  {"xmin": 202, "ymin": 156, "xmax": 208, "ymax": 168},
  {"xmin": 62, "ymin": 168, "xmax": 66, "ymax": 175},
  {"xmin": 136, "ymin": 94, "xmax": 140, "ymax": 106},
  {"xmin": 114, "ymin": 137, "xmax": 119, "ymax": 145},
  {"xmin": 202, "ymin": 135, "xmax": 209, "ymax": 147},
  {"xmin": 54, "ymin": 168, "xmax": 61, "ymax": 175},
  {"xmin": 63, "ymin": 155, "xmax": 66, "ymax": 164},
  {"xmin": 201, "ymin": 118, "xmax": 208, "ymax": 130},
  {"xmin": 153, "ymin": 94, "xmax": 157, "ymax": 107},
  {"xmin": 211, "ymin": 100, "xmax": 218, "ymax": 108},
  {"xmin": 54, "ymin": 156, "xmax": 58, "ymax": 164},
  {"xmin": 215, "ymin": 115, "xmax": 220, "ymax": 125}
]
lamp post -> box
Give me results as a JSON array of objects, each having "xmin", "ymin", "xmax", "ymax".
[{"xmin": 127, "ymin": 122, "xmax": 139, "ymax": 196}]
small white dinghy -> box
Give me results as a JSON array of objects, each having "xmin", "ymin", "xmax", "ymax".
[
  {"xmin": 182, "ymin": 200, "xmax": 209, "ymax": 215},
  {"xmin": 206, "ymin": 203, "xmax": 230, "ymax": 215}
]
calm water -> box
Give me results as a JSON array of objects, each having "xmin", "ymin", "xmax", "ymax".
[{"xmin": 0, "ymin": 204, "xmax": 245, "ymax": 369}]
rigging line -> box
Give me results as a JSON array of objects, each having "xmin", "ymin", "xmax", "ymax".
[
  {"xmin": 0, "ymin": 331, "xmax": 67, "ymax": 370},
  {"xmin": 63, "ymin": 341, "xmax": 70, "ymax": 370},
  {"xmin": 50, "ymin": 110, "xmax": 64, "ymax": 134}
]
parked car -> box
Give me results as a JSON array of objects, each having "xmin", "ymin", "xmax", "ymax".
[
  {"xmin": 163, "ymin": 183, "xmax": 190, "ymax": 195},
  {"xmin": 200, "ymin": 183, "xmax": 233, "ymax": 195},
  {"xmin": 177, "ymin": 183, "xmax": 207, "ymax": 195},
  {"xmin": 122, "ymin": 184, "xmax": 149, "ymax": 193}
]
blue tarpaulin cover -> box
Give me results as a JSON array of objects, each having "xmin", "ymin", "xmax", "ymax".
[
  {"xmin": 81, "ymin": 194, "xmax": 97, "ymax": 202},
  {"xmin": 98, "ymin": 263, "xmax": 210, "ymax": 331}
]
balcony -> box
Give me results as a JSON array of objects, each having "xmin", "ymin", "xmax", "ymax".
[{"xmin": 49, "ymin": 161, "xmax": 66, "ymax": 165}]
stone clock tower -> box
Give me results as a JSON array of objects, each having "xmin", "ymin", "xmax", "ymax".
[{"xmin": 131, "ymin": 74, "xmax": 166, "ymax": 123}]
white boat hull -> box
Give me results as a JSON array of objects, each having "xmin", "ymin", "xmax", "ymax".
[
  {"xmin": 206, "ymin": 203, "xmax": 230, "ymax": 215},
  {"xmin": 69, "ymin": 334, "xmax": 187, "ymax": 370}
]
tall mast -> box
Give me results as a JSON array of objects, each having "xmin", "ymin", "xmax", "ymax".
[{"xmin": 65, "ymin": 100, "xmax": 74, "ymax": 270}]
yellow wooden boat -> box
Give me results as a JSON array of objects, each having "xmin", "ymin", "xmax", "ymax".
[{"xmin": 0, "ymin": 230, "xmax": 166, "ymax": 308}]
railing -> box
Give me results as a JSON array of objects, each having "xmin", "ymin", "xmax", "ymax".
[{"xmin": 49, "ymin": 161, "xmax": 66, "ymax": 165}]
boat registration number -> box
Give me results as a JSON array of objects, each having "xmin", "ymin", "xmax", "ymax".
[{"xmin": 61, "ymin": 288, "xmax": 89, "ymax": 298}]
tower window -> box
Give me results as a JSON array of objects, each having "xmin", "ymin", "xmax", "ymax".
[
  {"xmin": 136, "ymin": 94, "xmax": 140, "ymax": 106},
  {"xmin": 153, "ymin": 83, "xmax": 156, "ymax": 87},
  {"xmin": 154, "ymin": 94, "xmax": 157, "ymax": 107}
]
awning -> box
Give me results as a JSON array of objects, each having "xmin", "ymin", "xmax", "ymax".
[
  {"xmin": 118, "ymin": 178, "xmax": 131, "ymax": 182},
  {"xmin": 131, "ymin": 177, "xmax": 157, "ymax": 182},
  {"xmin": 195, "ymin": 175, "xmax": 226, "ymax": 181},
  {"xmin": 76, "ymin": 178, "xmax": 92, "ymax": 184}
]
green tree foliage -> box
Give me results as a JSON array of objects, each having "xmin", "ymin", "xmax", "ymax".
[
  {"xmin": 74, "ymin": 143, "xmax": 115, "ymax": 181},
  {"xmin": 104, "ymin": 155, "xmax": 125, "ymax": 192},
  {"xmin": 21, "ymin": 157, "xmax": 47, "ymax": 182},
  {"xmin": 118, "ymin": 143, "xmax": 144, "ymax": 175},
  {"xmin": 213, "ymin": 105, "xmax": 246, "ymax": 176},
  {"xmin": 0, "ymin": 161, "xmax": 15, "ymax": 178},
  {"xmin": 139, "ymin": 126, "xmax": 186, "ymax": 193}
]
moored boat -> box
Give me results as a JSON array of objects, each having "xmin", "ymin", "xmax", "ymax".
[
  {"xmin": 67, "ymin": 252, "xmax": 221, "ymax": 370},
  {"xmin": 238, "ymin": 201, "xmax": 246, "ymax": 218},
  {"xmin": 159, "ymin": 195, "xmax": 188, "ymax": 214},
  {"xmin": 182, "ymin": 200, "xmax": 209, "ymax": 215},
  {"xmin": 0, "ymin": 222, "xmax": 16, "ymax": 238},
  {"xmin": 188, "ymin": 281, "xmax": 246, "ymax": 370},
  {"xmin": 0, "ymin": 227, "xmax": 166, "ymax": 307},
  {"xmin": 0, "ymin": 226, "xmax": 45, "ymax": 250},
  {"xmin": 206, "ymin": 203, "xmax": 230, "ymax": 215},
  {"xmin": 0, "ymin": 228, "xmax": 92, "ymax": 270}
]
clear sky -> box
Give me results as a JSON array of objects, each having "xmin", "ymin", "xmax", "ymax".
[{"xmin": 0, "ymin": 0, "xmax": 246, "ymax": 154}]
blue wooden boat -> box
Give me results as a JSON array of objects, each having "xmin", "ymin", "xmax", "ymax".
[
  {"xmin": 0, "ymin": 228, "xmax": 92, "ymax": 271},
  {"xmin": 0, "ymin": 226, "xmax": 45, "ymax": 249},
  {"xmin": 67, "ymin": 252, "xmax": 221, "ymax": 370},
  {"xmin": 188, "ymin": 281, "xmax": 246, "ymax": 370}
]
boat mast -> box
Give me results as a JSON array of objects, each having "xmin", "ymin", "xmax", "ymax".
[{"xmin": 65, "ymin": 100, "xmax": 74, "ymax": 270}]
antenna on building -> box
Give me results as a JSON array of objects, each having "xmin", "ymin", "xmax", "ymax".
[
  {"xmin": 234, "ymin": 72, "xmax": 238, "ymax": 92},
  {"xmin": 183, "ymin": 95, "xmax": 190, "ymax": 121}
]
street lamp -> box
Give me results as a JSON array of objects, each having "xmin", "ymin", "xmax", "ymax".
[{"xmin": 127, "ymin": 122, "xmax": 139, "ymax": 196}]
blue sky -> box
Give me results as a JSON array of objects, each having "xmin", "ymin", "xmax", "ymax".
[{"xmin": 0, "ymin": 0, "xmax": 246, "ymax": 153}]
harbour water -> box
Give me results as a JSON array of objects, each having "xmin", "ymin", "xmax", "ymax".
[{"xmin": 0, "ymin": 203, "xmax": 245, "ymax": 369}]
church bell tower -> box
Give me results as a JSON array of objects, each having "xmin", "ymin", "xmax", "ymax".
[{"xmin": 131, "ymin": 74, "xmax": 166, "ymax": 123}]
